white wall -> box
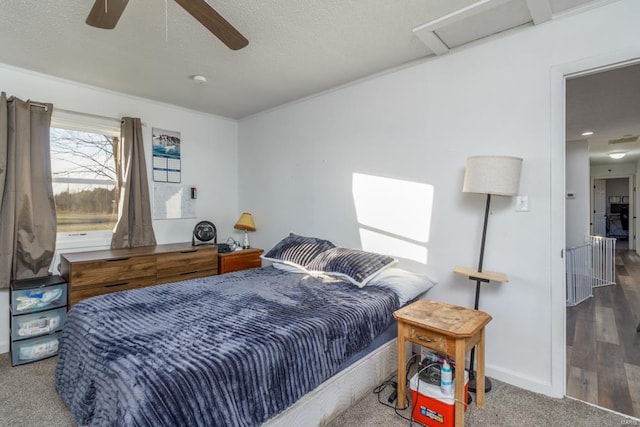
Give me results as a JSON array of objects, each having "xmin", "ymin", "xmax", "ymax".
[
  {"xmin": 566, "ymin": 140, "xmax": 590, "ymax": 248},
  {"xmin": 239, "ymin": 0, "xmax": 640, "ymax": 397},
  {"xmin": 591, "ymin": 162, "xmax": 636, "ymax": 178},
  {"xmin": 0, "ymin": 64, "xmax": 239, "ymax": 353}
]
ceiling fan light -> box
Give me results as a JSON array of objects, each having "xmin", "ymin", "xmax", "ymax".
[{"xmin": 609, "ymin": 152, "xmax": 627, "ymax": 160}]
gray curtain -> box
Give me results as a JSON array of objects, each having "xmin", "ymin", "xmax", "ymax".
[
  {"xmin": 0, "ymin": 93, "xmax": 56, "ymax": 289},
  {"xmin": 111, "ymin": 117, "xmax": 156, "ymax": 248}
]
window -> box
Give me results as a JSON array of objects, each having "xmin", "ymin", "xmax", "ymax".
[{"xmin": 50, "ymin": 121, "xmax": 119, "ymax": 246}]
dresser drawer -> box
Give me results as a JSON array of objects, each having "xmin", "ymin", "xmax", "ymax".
[
  {"xmin": 220, "ymin": 256, "xmax": 261, "ymax": 274},
  {"xmin": 11, "ymin": 283, "xmax": 67, "ymax": 315},
  {"xmin": 12, "ymin": 332, "xmax": 61, "ymax": 366},
  {"xmin": 408, "ymin": 325, "xmax": 452, "ymax": 353},
  {"xmin": 157, "ymin": 269, "xmax": 218, "ymax": 285},
  {"xmin": 12, "ymin": 307, "xmax": 66, "ymax": 340},
  {"xmin": 68, "ymin": 255, "xmax": 157, "ymax": 290},
  {"xmin": 156, "ymin": 247, "xmax": 217, "ymax": 282},
  {"xmin": 69, "ymin": 276, "xmax": 156, "ymax": 306}
]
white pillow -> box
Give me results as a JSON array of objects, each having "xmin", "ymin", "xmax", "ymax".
[
  {"xmin": 271, "ymin": 261, "xmax": 309, "ymax": 274},
  {"xmin": 366, "ymin": 268, "xmax": 437, "ymax": 305}
]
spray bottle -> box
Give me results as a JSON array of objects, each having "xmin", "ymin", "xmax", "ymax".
[{"xmin": 440, "ymin": 359, "xmax": 453, "ymax": 397}]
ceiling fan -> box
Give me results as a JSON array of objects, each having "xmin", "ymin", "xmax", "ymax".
[{"xmin": 86, "ymin": 0, "xmax": 249, "ymax": 50}]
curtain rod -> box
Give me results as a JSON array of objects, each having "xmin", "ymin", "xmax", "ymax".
[
  {"xmin": 31, "ymin": 104, "xmax": 146, "ymax": 127},
  {"xmin": 30, "ymin": 102, "xmax": 49, "ymax": 111}
]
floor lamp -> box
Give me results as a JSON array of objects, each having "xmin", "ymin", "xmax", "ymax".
[{"xmin": 462, "ymin": 155, "xmax": 522, "ymax": 393}]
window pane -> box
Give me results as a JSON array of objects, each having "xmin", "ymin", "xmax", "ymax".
[
  {"xmin": 50, "ymin": 127, "xmax": 116, "ymax": 181},
  {"xmin": 53, "ymin": 183, "xmax": 118, "ymax": 232},
  {"xmin": 50, "ymin": 127, "xmax": 118, "ymax": 233}
]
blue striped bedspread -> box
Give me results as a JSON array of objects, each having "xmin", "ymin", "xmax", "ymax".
[{"xmin": 55, "ymin": 266, "xmax": 400, "ymax": 426}]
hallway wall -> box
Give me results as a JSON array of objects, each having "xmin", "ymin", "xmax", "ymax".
[{"xmin": 566, "ymin": 140, "xmax": 590, "ymax": 247}]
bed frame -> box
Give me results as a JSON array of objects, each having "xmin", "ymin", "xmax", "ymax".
[{"xmin": 265, "ymin": 338, "xmax": 404, "ymax": 426}]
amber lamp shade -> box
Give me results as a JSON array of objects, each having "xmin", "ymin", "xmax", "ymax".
[{"xmin": 234, "ymin": 213, "xmax": 256, "ymax": 248}]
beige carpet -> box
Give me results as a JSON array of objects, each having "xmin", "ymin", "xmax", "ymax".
[
  {"xmin": 0, "ymin": 354, "xmax": 74, "ymax": 426},
  {"xmin": 326, "ymin": 375, "xmax": 637, "ymax": 427},
  {"xmin": 0, "ymin": 353, "xmax": 637, "ymax": 426}
]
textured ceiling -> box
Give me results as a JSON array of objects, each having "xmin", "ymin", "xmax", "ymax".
[{"xmin": 0, "ymin": 0, "xmax": 615, "ymax": 119}]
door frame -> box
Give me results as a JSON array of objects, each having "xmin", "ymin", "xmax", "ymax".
[{"xmin": 551, "ymin": 50, "xmax": 640, "ymax": 398}]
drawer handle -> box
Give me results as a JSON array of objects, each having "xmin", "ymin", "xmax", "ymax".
[
  {"xmin": 107, "ymin": 258, "xmax": 130, "ymax": 262},
  {"xmin": 416, "ymin": 334, "xmax": 436, "ymax": 343},
  {"xmin": 180, "ymin": 250, "xmax": 197, "ymax": 254},
  {"xmin": 180, "ymin": 271, "xmax": 197, "ymax": 276},
  {"xmin": 105, "ymin": 282, "xmax": 129, "ymax": 288}
]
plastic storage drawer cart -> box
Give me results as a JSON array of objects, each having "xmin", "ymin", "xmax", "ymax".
[{"xmin": 10, "ymin": 275, "xmax": 68, "ymax": 366}]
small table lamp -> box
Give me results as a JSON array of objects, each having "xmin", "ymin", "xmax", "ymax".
[
  {"xmin": 458, "ymin": 155, "xmax": 522, "ymax": 393},
  {"xmin": 234, "ymin": 212, "xmax": 256, "ymax": 249}
]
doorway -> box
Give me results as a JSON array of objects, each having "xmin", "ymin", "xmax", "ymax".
[
  {"xmin": 592, "ymin": 176, "xmax": 634, "ymax": 250},
  {"xmin": 564, "ymin": 62, "xmax": 640, "ymax": 418}
]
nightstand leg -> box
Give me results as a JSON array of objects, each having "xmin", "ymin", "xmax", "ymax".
[
  {"xmin": 476, "ymin": 328, "xmax": 486, "ymax": 408},
  {"xmin": 455, "ymin": 339, "xmax": 465, "ymax": 426},
  {"xmin": 397, "ymin": 323, "xmax": 407, "ymax": 409}
]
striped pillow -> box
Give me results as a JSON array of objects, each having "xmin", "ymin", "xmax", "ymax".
[
  {"xmin": 262, "ymin": 233, "xmax": 336, "ymax": 270},
  {"xmin": 306, "ymin": 247, "xmax": 397, "ymax": 287}
]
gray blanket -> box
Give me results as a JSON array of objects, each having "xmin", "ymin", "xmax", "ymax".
[{"xmin": 55, "ymin": 266, "xmax": 400, "ymax": 426}]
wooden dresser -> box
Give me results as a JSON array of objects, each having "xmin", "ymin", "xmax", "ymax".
[{"xmin": 60, "ymin": 243, "xmax": 218, "ymax": 306}]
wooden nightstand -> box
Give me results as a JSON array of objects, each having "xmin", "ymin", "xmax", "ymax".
[
  {"xmin": 218, "ymin": 248, "xmax": 263, "ymax": 274},
  {"xmin": 394, "ymin": 299, "xmax": 492, "ymax": 426}
]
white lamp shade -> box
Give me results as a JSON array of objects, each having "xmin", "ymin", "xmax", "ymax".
[{"xmin": 463, "ymin": 156, "xmax": 523, "ymax": 196}]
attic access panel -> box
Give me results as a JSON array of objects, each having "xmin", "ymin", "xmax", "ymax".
[{"xmin": 435, "ymin": 0, "xmax": 532, "ymax": 49}]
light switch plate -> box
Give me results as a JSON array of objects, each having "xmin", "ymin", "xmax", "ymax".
[{"xmin": 516, "ymin": 195, "xmax": 529, "ymax": 212}]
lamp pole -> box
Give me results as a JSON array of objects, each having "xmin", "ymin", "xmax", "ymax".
[{"xmin": 468, "ymin": 193, "xmax": 493, "ymax": 393}]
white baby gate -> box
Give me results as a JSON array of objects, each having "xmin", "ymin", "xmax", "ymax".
[{"xmin": 566, "ymin": 236, "xmax": 616, "ymax": 307}]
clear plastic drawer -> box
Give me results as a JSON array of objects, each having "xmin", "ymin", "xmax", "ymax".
[
  {"xmin": 11, "ymin": 332, "xmax": 61, "ymax": 366},
  {"xmin": 11, "ymin": 282, "xmax": 67, "ymax": 315},
  {"xmin": 11, "ymin": 307, "xmax": 66, "ymax": 339}
]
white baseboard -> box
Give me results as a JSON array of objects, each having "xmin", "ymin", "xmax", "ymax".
[
  {"xmin": 0, "ymin": 340, "xmax": 9, "ymax": 355},
  {"xmin": 486, "ymin": 363, "xmax": 558, "ymax": 398}
]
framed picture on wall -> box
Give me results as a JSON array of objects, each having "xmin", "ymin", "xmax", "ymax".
[
  {"xmin": 609, "ymin": 196, "xmax": 621, "ymax": 203},
  {"xmin": 623, "ymin": 196, "xmax": 629, "ymax": 203}
]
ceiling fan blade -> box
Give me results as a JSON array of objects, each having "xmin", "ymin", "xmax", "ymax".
[
  {"xmin": 86, "ymin": 0, "xmax": 129, "ymax": 29},
  {"xmin": 174, "ymin": 0, "xmax": 249, "ymax": 50}
]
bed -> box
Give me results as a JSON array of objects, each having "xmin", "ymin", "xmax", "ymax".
[{"xmin": 55, "ymin": 234, "xmax": 436, "ymax": 426}]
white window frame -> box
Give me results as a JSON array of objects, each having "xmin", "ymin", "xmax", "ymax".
[{"xmin": 50, "ymin": 111, "xmax": 120, "ymax": 252}]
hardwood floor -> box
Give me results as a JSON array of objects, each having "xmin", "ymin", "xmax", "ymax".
[{"xmin": 566, "ymin": 249, "xmax": 640, "ymax": 417}]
